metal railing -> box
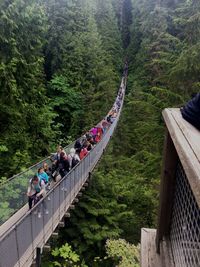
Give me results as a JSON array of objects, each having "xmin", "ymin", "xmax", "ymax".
[
  {"xmin": 170, "ymin": 162, "xmax": 200, "ymax": 267},
  {"xmin": 0, "ymin": 78, "xmax": 126, "ymax": 267}
]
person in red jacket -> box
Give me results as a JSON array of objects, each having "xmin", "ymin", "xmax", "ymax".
[
  {"xmin": 97, "ymin": 126, "xmax": 103, "ymax": 138},
  {"xmin": 79, "ymin": 147, "xmax": 88, "ymax": 160},
  {"xmin": 95, "ymin": 133, "xmax": 101, "ymax": 143}
]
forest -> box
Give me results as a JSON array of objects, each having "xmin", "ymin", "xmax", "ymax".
[{"xmin": 0, "ymin": 0, "xmax": 199, "ymax": 266}]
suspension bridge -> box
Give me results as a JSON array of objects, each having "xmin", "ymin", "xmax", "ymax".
[{"xmin": 0, "ymin": 73, "xmax": 127, "ymax": 267}]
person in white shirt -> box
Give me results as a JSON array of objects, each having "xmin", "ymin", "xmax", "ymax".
[
  {"xmin": 68, "ymin": 148, "xmax": 80, "ymax": 169},
  {"xmin": 27, "ymin": 175, "xmax": 46, "ymax": 210}
]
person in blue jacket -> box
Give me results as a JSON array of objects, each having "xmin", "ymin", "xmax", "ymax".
[
  {"xmin": 38, "ymin": 167, "xmax": 49, "ymax": 184},
  {"xmin": 181, "ymin": 93, "xmax": 200, "ymax": 130}
]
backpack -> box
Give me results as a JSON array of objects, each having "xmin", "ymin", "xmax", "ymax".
[
  {"xmin": 86, "ymin": 133, "xmax": 93, "ymax": 141},
  {"xmin": 51, "ymin": 163, "xmax": 59, "ymax": 181},
  {"xmin": 74, "ymin": 139, "xmax": 82, "ymax": 149},
  {"xmin": 72, "ymin": 157, "xmax": 79, "ymax": 168},
  {"xmin": 38, "ymin": 172, "xmax": 49, "ymax": 184},
  {"xmin": 107, "ymin": 116, "xmax": 111, "ymax": 123},
  {"xmin": 31, "ymin": 179, "xmax": 42, "ymax": 193}
]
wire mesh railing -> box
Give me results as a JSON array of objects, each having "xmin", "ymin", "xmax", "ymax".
[
  {"xmin": 170, "ymin": 162, "xmax": 200, "ymax": 267},
  {"xmin": 0, "ymin": 76, "xmax": 126, "ymax": 267}
]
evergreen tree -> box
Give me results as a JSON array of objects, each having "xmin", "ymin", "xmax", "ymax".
[{"xmin": 0, "ymin": 0, "xmax": 55, "ymax": 177}]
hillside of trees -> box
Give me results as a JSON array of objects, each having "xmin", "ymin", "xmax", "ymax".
[
  {"xmin": 0, "ymin": 0, "xmax": 124, "ymax": 179},
  {"xmin": 0, "ymin": 0, "xmax": 199, "ymax": 266}
]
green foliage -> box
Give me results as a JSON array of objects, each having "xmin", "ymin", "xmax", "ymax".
[
  {"xmin": 0, "ymin": 0, "xmax": 122, "ymax": 178},
  {"xmin": 50, "ymin": 243, "xmax": 87, "ymax": 267},
  {"xmin": 45, "ymin": 0, "xmax": 121, "ymax": 131},
  {"xmin": 0, "ymin": 0, "xmax": 56, "ymax": 177},
  {"xmin": 105, "ymin": 239, "xmax": 140, "ymax": 267},
  {"xmin": 48, "ymin": 75, "xmax": 83, "ymax": 141}
]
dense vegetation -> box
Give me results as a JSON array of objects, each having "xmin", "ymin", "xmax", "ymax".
[
  {"xmin": 0, "ymin": 0, "xmax": 123, "ymax": 178},
  {"xmin": 0, "ymin": 0, "xmax": 200, "ymax": 266}
]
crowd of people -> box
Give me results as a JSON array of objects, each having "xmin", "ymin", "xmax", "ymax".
[{"xmin": 27, "ymin": 65, "xmax": 128, "ymax": 216}]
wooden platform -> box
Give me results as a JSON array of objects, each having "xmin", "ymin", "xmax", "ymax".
[
  {"xmin": 163, "ymin": 108, "xmax": 200, "ymax": 207},
  {"xmin": 141, "ymin": 109, "xmax": 200, "ymax": 267},
  {"xmin": 141, "ymin": 228, "xmax": 174, "ymax": 267}
]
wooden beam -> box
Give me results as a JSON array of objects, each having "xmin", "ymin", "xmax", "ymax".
[
  {"xmin": 64, "ymin": 212, "xmax": 70, "ymax": 218},
  {"xmin": 58, "ymin": 221, "xmax": 65, "ymax": 228},
  {"xmin": 43, "ymin": 245, "xmax": 51, "ymax": 252},
  {"xmin": 156, "ymin": 129, "xmax": 178, "ymax": 253},
  {"xmin": 52, "ymin": 232, "xmax": 59, "ymax": 238},
  {"xmin": 73, "ymin": 198, "xmax": 79, "ymax": 203},
  {"xmin": 141, "ymin": 228, "xmax": 174, "ymax": 267}
]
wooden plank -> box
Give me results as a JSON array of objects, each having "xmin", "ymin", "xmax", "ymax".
[
  {"xmin": 141, "ymin": 228, "xmax": 174, "ymax": 267},
  {"xmin": 162, "ymin": 109, "xmax": 200, "ymax": 207},
  {"xmin": 171, "ymin": 108, "xmax": 200, "ymax": 163},
  {"xmin": 160, "ymin": 236, "xmax": 174, "ymax": 267},
  {"xmin": 141, "ymin": 228, "xmax": 150, "ymax": 267}
]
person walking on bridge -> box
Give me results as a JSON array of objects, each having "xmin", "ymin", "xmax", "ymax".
[
  {"xmin": 38, "ymin": 167, "xmax": 49, "ymax": 184},
  {"xmin": 27, "ymin": 175, "xmax": 46, "ymax": 210}
]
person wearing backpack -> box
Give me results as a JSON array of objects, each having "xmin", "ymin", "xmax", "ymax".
[
  {"xmin": 79, "ymin": 146, "xmax": 88, "ymax": 160},
  {"xmin": 95, "ymin": 133, "xmax": 101, "ymax": 143},
  {"xmin": 43, "ymin": 162, "xmax": 52, "ymax": 177},
  {"xmin": 27, "ymin": 175, "xmax": 46, "ymax": 210},
  {"xmin": 90, "ymin": 127, "xmax": 98, "ymax": 140},
  {"xmin": 106, "ymin": 114, "xmax": 112, "ymax": 124},
  {"xmin": 68, "ymin": 148, "xmax": 80, "ymax": 169},
  {"xmin": 74, "ymin": 138, "xmax": 82, "ymax": 153},
  {"xmin": 43, "ymin": 162, "xmax": 52, "ymax": 188},
  {"xmin": 102, "ymin": 119, "xmax": 109, "ymax": 133},
  {"xmin": 96, "ymin": 126, "xmax": 103, "ymax": 140},
  {"xmin": 86, "ymin": 141, "xmax": 93, "ymax": 151},
  {"xmin": 86, "ymin": 132, "xmax": 93, "ymax": 141},
  {"xmin": 58, "ymin": 152, "xmax": 70, "ymax": 178},
  {"xmin": 38, "ymin": 167, "xmax": 49, "ymax": 184},
  {"xmin": 52, "ymin": 145, "xmax": 66, "ymax": 164}
]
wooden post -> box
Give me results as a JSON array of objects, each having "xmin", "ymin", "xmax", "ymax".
[
  {"xmin": 64, "ymin": 212, "xmax": 70, "ymax": 218},
  {"xmin": 36, "ymin": 247, "xmax": 41, "ymax": 267},
  {"xmin": 156, "ymin": 130, "xmax": 178, "ymax": 253}
]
